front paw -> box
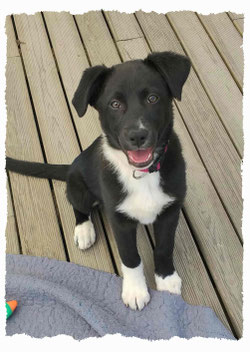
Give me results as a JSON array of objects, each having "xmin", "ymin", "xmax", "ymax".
[
  {"xmin": 74, "ymin": 220, "xmax": 96, "ymax": 250},
  {"xmin": 155, "ymin": 271, "xmax": 182, "ymax": 295},
  {"xmin": 121, "ymin": 262, "xmax": 150, "ymax": 310},
  {"xmin": 122, "ymin": 282, "xmax": 150, "ymax": 310}
]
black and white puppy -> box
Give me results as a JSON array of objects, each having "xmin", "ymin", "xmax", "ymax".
[{"xmin": 6, "ymin": 51, "xmax": 191, "ymax": 311}]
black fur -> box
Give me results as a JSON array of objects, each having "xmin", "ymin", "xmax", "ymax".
[
  {"xmin": 6, "ymin": 51, "xmax": 191, "ymax": 287},
  {"xmin": 72, "ymin": 65, "xmax": 113, "ymax": 117},
  {"xmin": 6, "ymin": 157, "xmax": 69, "ymax": 181},
  {"xmin": 145, "ymin": 51, "xmax": 191, "ymax": 100}
]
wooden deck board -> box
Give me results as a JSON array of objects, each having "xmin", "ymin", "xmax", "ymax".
[
  {"xmin": 13, "ymin": 13, "xmax": 114, "ymax": 272},
  {"xmin": 173, "ymin": 106, "xmax": 242, "ymax": 336},
  {"xmin": 104, "ymin": 11, "xmax": 143, "ymax": 41},
  {"xmin": 135, "ymin": 11, "xmax": 242, "ymax": 239},
  {"xmin": 75, "ymin": 11, "xmax": 121, "ymax": 67},
  {"xmin": 197, "ymin": 13, "xmax": 243, "ymax": 90},
  {"xmin": 6, "ymin": 181, "xmax": 20, "ymax": 255},
  {"xmin": 116, "ymin": 36, "xmax": 150, "ymax": 61},
  {"xmin": 6, "ymin": 17, "xmax": 21, "ymax": 256},
  {"xmin": 13, "ymin": 13, "xmax": 80, "ymax": 164},
  {"xmin": 167, "ymin": 11, "xmax": 243, "ymax": 157},
  {"xmin": 105, "ymin": 11, "xmax": 242, "ymax": 336},
  {"xmin": 43, "ymin": 12, "xmax": 101, "ymax": 149},
  {"xmin": 6, "ymin": 16, "xmax": 67, "ymax": 261},
  {"xmin": 228, "ymin": 12, "xmax": 244, "ymax": 36}
]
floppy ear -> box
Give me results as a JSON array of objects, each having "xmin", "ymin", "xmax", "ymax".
[
  {"xmin": 144, "ymin": 51, "xmax": 191, "ymax": 100},
  {"xmin": 72, "ymin": 65, "xmax": 111, "ymax": 117}
]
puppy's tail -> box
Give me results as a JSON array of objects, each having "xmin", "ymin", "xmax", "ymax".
[{"xmin": 6, "ymin": 157, "xmax": 69, "ymax": 181}]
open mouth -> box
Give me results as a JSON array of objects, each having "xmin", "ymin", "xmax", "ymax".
[{"xmin": 126, "ymin": 147, "xmax": 154, "ymax": 168}]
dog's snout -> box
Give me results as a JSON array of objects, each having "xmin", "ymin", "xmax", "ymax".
[{"xmin": 128, "ymin": 129, "xmax": 149, "ymax": 148}]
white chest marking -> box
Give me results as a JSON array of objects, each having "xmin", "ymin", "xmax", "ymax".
[
  {"xmin": 117, "ymin": 172, "xmax": 174, "ymax": 224},
  {"xmin": 102, "ymin": 136, "xmax": 175, "ymax": 224}
]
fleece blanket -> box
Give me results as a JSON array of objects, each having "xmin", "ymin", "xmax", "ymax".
[{"xmin": 5, "ymin": 254, "xmax": 234, "ymax": 340}]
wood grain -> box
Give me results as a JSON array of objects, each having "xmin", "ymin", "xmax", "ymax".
[
  {"xmin": 117, "ymin": 37, "xmax": 150, "ymax": 61},
  {"xmin": 174, "ymin": 106, "xmax": 242, "ymax": 336},
  {"xmin": 43, "ymin": 12, "xmax": 101, "ymax": 149},
  {"xmin": 6, "ymin": 15, "xmax": 19, "ymax": 58},
  {"xmin": 5, "ymin": 17, "xmax": 21, "ymax": 256},
  {"xmin": 166, "ymin": 11, "xmax": 243, "ymax": 157},
  {"xmin": 228, "ymin": 12, "xmax": 244, "ymax": 36},
  {"xmin": 75, "ymin": 11, "xmax": 121, "ymax": 67},
  {"xmin": 6, "ymin": 16, "xmax": 67, "ymax": 260},
  {"xmin": 104, "ymin": 11, "xmax": 143, "ymax": 41},
  {"xmin": 6, "ymin": 181, "xmax": 20, "ymax": 255},
  {"xmin": 13, "ymin": 13, "xmax": 114, "ymax": 272},
  {"xmin": 198, "ymin": 12, "xmax": 243, "ymax": 90}
]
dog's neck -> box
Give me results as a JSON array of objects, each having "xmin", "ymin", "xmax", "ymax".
[{"xmin": 101, "ymin": 134, "xmax": 141, "ymax": 176}]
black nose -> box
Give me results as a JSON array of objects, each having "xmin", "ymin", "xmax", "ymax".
[{"xmin": 128, "ymin": 129, "xmax": 149, "ymax": 148}]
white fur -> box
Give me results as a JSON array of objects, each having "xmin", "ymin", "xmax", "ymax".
[
  {"xmin": 102, "ymin": 136, "xmax": 175, "ymax": 224},
  {"xmin": 138, "ymin": 119, "xmax": 146, "ymax": 130},
  {"xmin": 121, "ymin": 262, "xmax": 150, "ymax": 310},
  {"xmin": 74, "ymin": 220, "xmax": 96, "ymax": 250},
  {"xmin": 155, "ymin": 271, "xmax": 182, "ymax": 295}
]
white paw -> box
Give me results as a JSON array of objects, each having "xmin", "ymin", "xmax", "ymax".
[
  {"xmin": 74, "ymin": 220, "xmax": 96, "ymax": 250},
  {"xmin": 121, "ymin": 262, "xmax": 150, "ymax": 310},
  {"xmin": 155, "ymin": 271, "xmax": 182, "ymax": 295},
  {"xmin": 122, "ymin": 283, "xmax": 150, "ymax": 310}
]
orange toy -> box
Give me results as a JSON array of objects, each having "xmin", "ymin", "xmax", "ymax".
[{"xmin": 6, "ymin": 300, "xmax": 18, "ymax": 319}]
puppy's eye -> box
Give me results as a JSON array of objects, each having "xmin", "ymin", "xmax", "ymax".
[
  {"xmin": 110, "ymin": 100, "xmax": 122, "ymax": 110},
  {"xmin": 147, "ymin": 94, "xmax": 159, "ymax": 104}
]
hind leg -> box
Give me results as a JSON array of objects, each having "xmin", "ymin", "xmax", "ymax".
[{"xmin": 73, "ymin": 208, "xmax": 96, "ymax": 250}]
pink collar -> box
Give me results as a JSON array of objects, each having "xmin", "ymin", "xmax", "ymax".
[{"xmin": 140, "ymin": 144, "xmax": 168, "ymax": 172}]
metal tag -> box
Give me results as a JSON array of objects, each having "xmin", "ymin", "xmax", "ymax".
[{"xmin": 132, "ymin": 170, "xmax": 146, "ymax": 179}]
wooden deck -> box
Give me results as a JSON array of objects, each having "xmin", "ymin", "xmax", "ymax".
[{"xmin": 5, "ymin": 11, "xmax": 243, "ymax": 339}]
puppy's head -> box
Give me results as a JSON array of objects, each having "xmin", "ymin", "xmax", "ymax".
[{"xmin": 72, "ymin": 51, "xmax": 191, "ymax": 168}]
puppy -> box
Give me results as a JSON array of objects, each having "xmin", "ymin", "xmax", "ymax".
[{"xmin": 6, "ymin": 51, "xmax": 191, "ymax": 310}]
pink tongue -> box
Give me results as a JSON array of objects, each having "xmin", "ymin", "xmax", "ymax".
[{"xmin": 127, "ymin": 148, "xmax": 152, "ymax": 163}]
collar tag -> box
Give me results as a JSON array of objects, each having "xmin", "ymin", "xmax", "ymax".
[{"xmin": 132, "ymin": 170, "xmax": 147, "ymax": 179}]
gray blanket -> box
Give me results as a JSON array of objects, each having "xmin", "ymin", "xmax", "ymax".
[{"xmin": 5, "ymin": 254, "xmax": 234, "ymax": 340}]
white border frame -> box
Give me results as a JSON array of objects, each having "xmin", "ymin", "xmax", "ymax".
[{"xmin": 1, "ymin": 1, "xmax": 249, "ymax": 350}]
